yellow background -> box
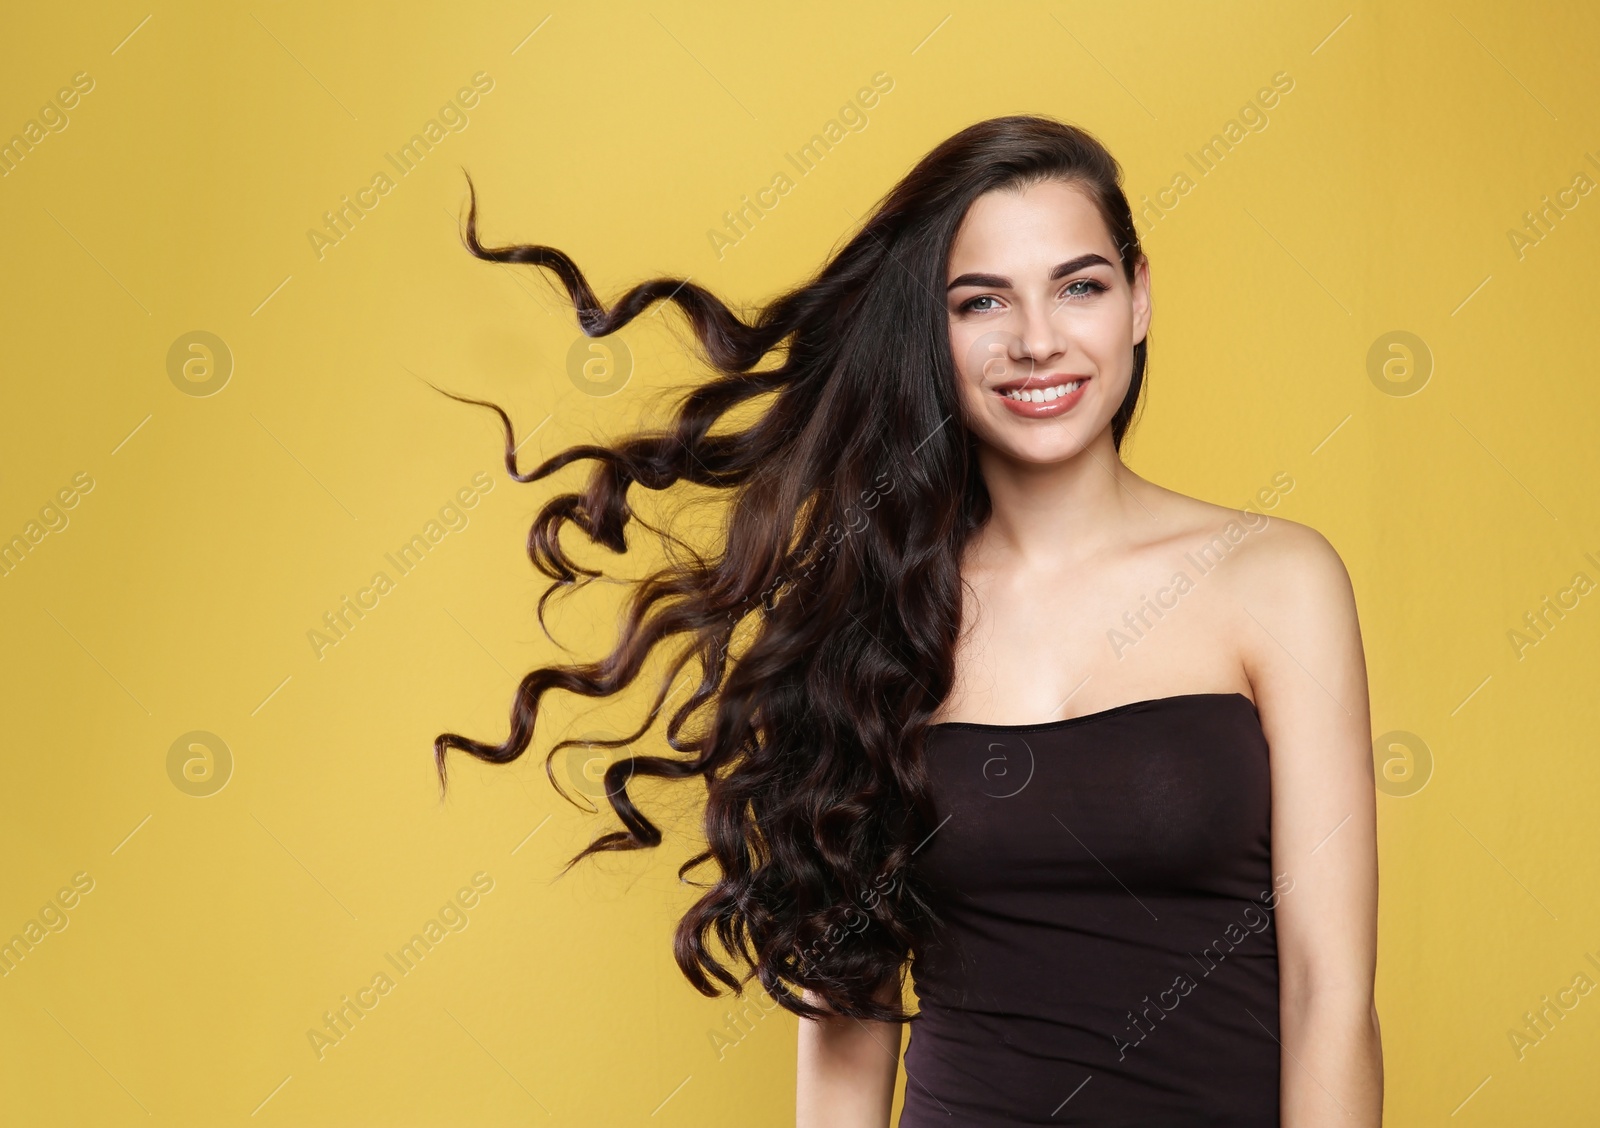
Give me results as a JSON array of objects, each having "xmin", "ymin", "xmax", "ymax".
[{"xmin": 2, "ymin": 1, "xmax": 1597, "ymax": 1124}]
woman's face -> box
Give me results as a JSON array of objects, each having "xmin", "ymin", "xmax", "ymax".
[{"xmin": 945, "ymin": 178, "xmax": 1150, "ymax": 464}]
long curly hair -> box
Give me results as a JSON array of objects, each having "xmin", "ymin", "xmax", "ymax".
[{"xmin": 433, "ymin": 114, "xmax": 1148, "ymax": 1022}]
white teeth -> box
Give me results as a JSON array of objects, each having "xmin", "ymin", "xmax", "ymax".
[{"xmin": 1004, "ymin": 379, "xmax": 1083, "ymax": 402}]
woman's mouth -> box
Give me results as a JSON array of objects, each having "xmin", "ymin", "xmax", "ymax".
[{"xmin": 994, "ymin": 376, "xmax": 1089, "ymax": 418}]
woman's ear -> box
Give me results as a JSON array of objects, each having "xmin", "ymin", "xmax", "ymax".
[{"xmin": 1132, "ymin": 256, "xmax": 1153, "ymax": 346}]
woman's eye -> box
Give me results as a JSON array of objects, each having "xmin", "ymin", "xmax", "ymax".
[
  {"xmin": 957, "ymin": 279, "xmax": 1106, "ymax": 314},
  {"xmin": 1063, "ymin": 278, "xmax": 1107, "ymax": 299}
]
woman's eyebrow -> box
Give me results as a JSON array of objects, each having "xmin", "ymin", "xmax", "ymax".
[{"xmin": 946, "ymin": 252, "xmax": 1114, "ymax": 292}]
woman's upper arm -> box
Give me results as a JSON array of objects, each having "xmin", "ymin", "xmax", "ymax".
[
  {"xmin": 796, "ymin": 984, "xmax": 904, "ymax": 1128},
  {"xmin": 1233, "ymin": 518, "xmax": 1379, "ymax": 1004}
]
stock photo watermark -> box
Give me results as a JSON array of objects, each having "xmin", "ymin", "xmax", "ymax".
[
  {"xmin": 0, "ymin": 470, "xmax": 94, "ymax": 580},
  {"xmin": 306, "ymin": 71, "xmax": 496, "ymax": 261},
  {"xmin": 1135, "ymin": 70, "xmax": 1295, "ymax": 239},
  {"xmin": 307, "ymin": 872, "xmax": 495, "ymax": 1061},
  {"xmin": 1106, "ymin": 485, "xmax": 1290, "ymax": 660},
  {"xmin": 0, "ymin": 871, "xmax": 96, "ymax": 977},
  {"xmin": 558, "ymin": 730, "xmax": 637, "ymax": 810},
  {"xmin": 772, "ymin": 469, "xmax": 896, "ymax": 610},
  {"xmin": 1506, "ymin": 946, "xmax": 1600, "ymax": 1062},
  {"xmin": 307, "ymin": 470, "xmax": 494, "ymax": 659},
  {"xmin": 1111, "ymin": 871, "xmax": 1294, "ymax": 1060},
  {"xmin": 977, "ymin": 736, "xmax": 1034, "ymax": 799},
  {"xmin": 1506, "ymin": 155, "xmax": 1597, "ymax": 261},
  {"xmin": 1366, "ymin": 330, "xmax": 1432, "ymax": 397},
  {"xmin": 792, "ymin": 867, "xmax": 905, "ymax": 982},
  {"xmin": 166, "ymin": 730, "xmax": 234, "ymax": 797},
  {"xmin": 707, "ymin": 71, "xmax": 896, "ymax": 260},
  {"xmin": 166, "ymin": 330, "xmax": 234, "ymax": 397},
  {"xmin": 1371, "ymin": 730, "xmax": 1432, "ymax": 797},
  {"xmin": 708, "ymin": 986, "xmax": 783, "ymax": 1061},
  {"xmin": 1506, "ymin": 552, "xmax": 1598, "ymax": 661},
  {"xmin": 565, "ymin": 332, "xmax": 633, "ymax": 397},
  {"xmin": 0, "ymin": 71, "xmax": 95, "ymax": 179}
]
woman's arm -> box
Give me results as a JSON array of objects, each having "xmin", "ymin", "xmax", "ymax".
[
  {"xmin": 1233, "ymin": 518, "xmax": 1384, "ymax": 1126},
  {"xmin": 796, "ymin": 982, "xmax": 904, "ymax": 1128}
]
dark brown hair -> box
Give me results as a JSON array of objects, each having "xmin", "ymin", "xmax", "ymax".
[{"xmin": 433, "ymin": 114, "xmax": 1148, "ymax": 1022}]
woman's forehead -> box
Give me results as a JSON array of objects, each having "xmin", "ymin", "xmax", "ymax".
[{"xmin": 949, "ymin": 182, "xmax": 1114, "ymax": 276}]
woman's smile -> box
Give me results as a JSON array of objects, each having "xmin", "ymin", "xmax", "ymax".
[{"xmin": 993, "ymin": 374, "xmax": 1090, "ymax": 417}]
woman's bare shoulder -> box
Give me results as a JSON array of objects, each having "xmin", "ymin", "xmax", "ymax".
[
  {"xmin": 1130, "ymin": 477, "xmax": 1332, "ymax": 564},
  {"xmin": 1203, "ymin": 506, "xmax": 1360, "ymax": 677},
  {"xmin": 1224, "ymin": 509, "xmax": 1349, "ymax": 592},
  {"xmin": 1132, "ymin": 483, "xmax": 1354, "ymax": 635}
]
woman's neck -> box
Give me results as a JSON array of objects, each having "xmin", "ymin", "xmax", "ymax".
[{"xmin": 971, "ymin": 429, "xmax": 1151, "ymax": 572}]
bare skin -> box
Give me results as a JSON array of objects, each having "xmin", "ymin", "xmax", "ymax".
[{"xmin": 797, "ymin": 178, "xmax": 1382, "ymax": 1126}]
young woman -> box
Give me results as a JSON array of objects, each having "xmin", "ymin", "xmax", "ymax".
[{"xmin": 434, "ymin": 115, "xmax": 1382, "ymax": 1126}]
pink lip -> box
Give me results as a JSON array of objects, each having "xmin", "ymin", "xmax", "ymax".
[
  {"xmin": 992, "ymin": 372, "xmax": 1090, "ymax": 393},
  {"xmin": 995, "ymin": 375, "xmax": 1090, "ymax": 418}
]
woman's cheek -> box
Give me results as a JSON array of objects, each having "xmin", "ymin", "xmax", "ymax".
[{"xmin": 954, "ymin": 325, "xmax": 1005, "ymax": 384}]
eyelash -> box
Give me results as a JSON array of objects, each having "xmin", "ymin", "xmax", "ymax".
[{"xmin": 957, "ymin": 278, "xmax": 1108, "ymax": 313}]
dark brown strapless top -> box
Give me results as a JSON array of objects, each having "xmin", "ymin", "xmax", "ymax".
[{"xmin": 900, "ymin": 692, "xmax": 1281, "ymax": 1127}]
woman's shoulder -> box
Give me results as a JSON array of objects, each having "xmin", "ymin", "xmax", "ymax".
[
  {"xmin": 1175, "ymin": 494, "xmax": 1357, "ymax": 640},
  {"xmin": 1138, "ymin": 481, "xmax": 1345, "ymax": 578},
  {"xmin": 1117, "ymin": 482, "xmax": 1360, "ymax": 711},
  {"xmin": 1130, "ymin": 483, "xmax": 1354, "ymax": 627}
]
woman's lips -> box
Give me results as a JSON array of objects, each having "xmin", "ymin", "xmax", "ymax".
[{"xmin": 994, "ymin": 376, "xmax": 1089, "ymax": 418}]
